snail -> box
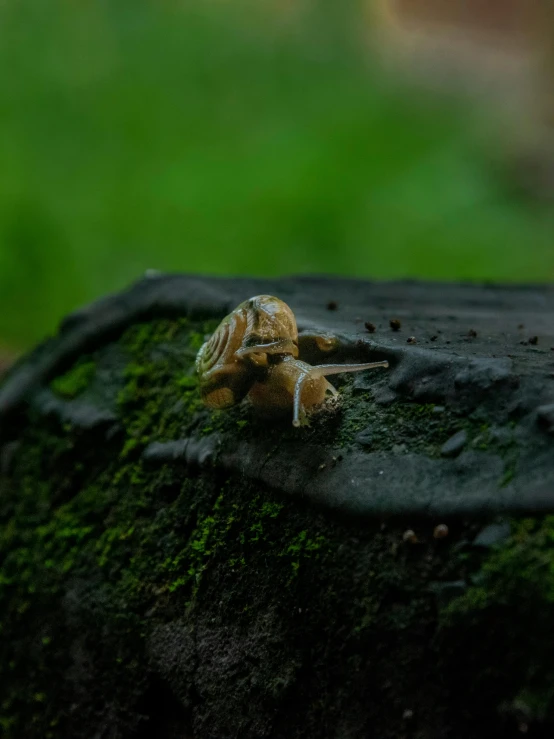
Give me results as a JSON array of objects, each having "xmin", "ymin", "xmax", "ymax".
[{"xmin": 196, "ymin": 295, "xmax": 388, "ymax": 427}]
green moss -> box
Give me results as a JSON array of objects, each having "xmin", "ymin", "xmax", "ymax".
[
  {"xmin": 443, "ymin": 517, "xmax": 554, "ymax": 616},
  {"xmin": 188, "ymin": 331, "xmax": 206, "ymax": 352},
  {"xmin": 50, "ymin": 360, "xmax": 96, "ymax": 399},
  {"xmin": 115, "ymin": 318, "xmax": 216, "ymax": 456},
  {"xmin": 439, "ymin": 516, "xmax": 554, "ymax": 722},
  {"xmin": 336, "ymin": 389, "xmax": 460, "ymax": 456},
  {"xmin": 499, "ymin": 464, "xmax": 516, "ymax": 487},
  {"xmin": 259, "ymin": 501, "xmax": 284, "ymax": 518}
]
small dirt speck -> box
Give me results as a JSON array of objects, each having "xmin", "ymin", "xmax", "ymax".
[
  {"xmin": 430, "ymin": 335, "xmax": 438, "ymax": 342},
  {"xmin": 529, "ymin": 336, "xmax": 539, "ymax": 345},
  {"xmin": 326, "ymin": 301, "xmax": 338, "ymax": 311},
  {"xmin": 468, "ymin": 329, "xmax": 477, "ymax": 338},
  {"xmin": 364, "ymin": 321, "xmax": 376, "ymax": 333},
  {"xmin": 390, "ymin": 318, "xmax": 401, "ymax": 331}
]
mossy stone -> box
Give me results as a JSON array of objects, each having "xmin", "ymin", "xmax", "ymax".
[{"xmin": 1, "ymin": 275, "xmax": 554, "ymax": 737}]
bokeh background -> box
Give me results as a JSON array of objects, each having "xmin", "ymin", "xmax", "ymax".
[{"xmin": 1, "ymin": 0, "xmax": 554, "ymax": 358}]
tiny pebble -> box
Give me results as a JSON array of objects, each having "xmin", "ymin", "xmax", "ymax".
[
  {"xmin": 327, "ymin": 300, "xmax": 338, "ymax": 311},
  {"xmin": 472, "ymin": 522, "xmax": 511, "ymax": 549},
  {"xmin": 390, "ymin": 318, "xmax": 401, "ymax": 331},
  {"xmin": 355, "ymin": 428, "xmax": 373, "ymax": 447},
  {"xmin": 529, "ymin": 336, "xmax": 539, "ymax": 345},
  {"xmin": 440, "ymin": 430, "xmax": 467, "ymax": 458},
  {"xmin": 430, "ymin": 335, "xmax": 438, "ymax": 341},
  {"xmin": 433, "ymin": 524, "xmax": 449, "ymax": 539},
  {"xmin": 364, "ymin": 321, "xmax": 376, "ymax": 333},
  {"xmin": 373, "ymin": 387, "xmax": 397, "ymax": 406},
  {"xmin": 402, "ymin": 529, "xmax": 418, "ymax": 544},
  {"xmin": 407, "ymin": 336, "xmax": 417, "ymax": 344},
  {"xmin": 468, "ymin": 329, "xmax": 477, "ymax": 338}
]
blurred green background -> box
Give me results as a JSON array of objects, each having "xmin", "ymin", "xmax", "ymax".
[{"xmin": 1, "ymin": 0, "xmax": 553, "ymax": 353}]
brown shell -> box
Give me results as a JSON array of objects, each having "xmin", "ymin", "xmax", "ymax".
[
  {"xmin": 196, "ymin": 295, "xmax": 299, "ymax": 408},
  {"xmin": 239, "ymin": 295, "xmax": 298, "ymax": 351}
]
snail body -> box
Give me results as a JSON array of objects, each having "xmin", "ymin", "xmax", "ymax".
[
  {"xmin": 247, "ymin": 356, "xmax": 338, "ymax": 417},
  {"xmin": 196, "ymin": 295, "xmax": 388, "ymax": 426}
]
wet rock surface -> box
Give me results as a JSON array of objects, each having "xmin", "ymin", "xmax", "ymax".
[
  {"xmin": 1, "ymin": 275, "xmax": 554, "ymax": 738},
  {"xmin": 1, "ymin": 274, "xmax": 554, "ymax": 516}
]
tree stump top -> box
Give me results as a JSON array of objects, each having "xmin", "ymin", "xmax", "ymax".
[{"xmin": 1, "ymin": 274, "xmax": 554, "ymax": 517}]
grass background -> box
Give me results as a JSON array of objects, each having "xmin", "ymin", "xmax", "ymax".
[{"xmin": 1, "ymin": 0, "xmax": 553, "ymax": 351}]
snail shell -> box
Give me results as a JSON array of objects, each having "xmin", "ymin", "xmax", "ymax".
[{"xmin": 196, "ymin": 295, "xmax": 299, "ymax": 409}]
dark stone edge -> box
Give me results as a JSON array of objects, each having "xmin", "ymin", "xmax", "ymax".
[{"xmin": 142, "ymin": 435, "xmax": 554, "ymax": 519}]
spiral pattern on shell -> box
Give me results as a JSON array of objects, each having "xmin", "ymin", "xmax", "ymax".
[
  {"xmin": 196, "ymin": 307, "xmax": 247, "ymax": 378},
  {"xmin": 196, "ymin": 296, "xmax": 301, "ymax": 411}
]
